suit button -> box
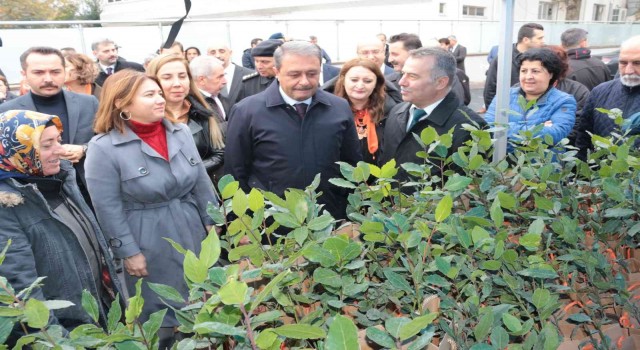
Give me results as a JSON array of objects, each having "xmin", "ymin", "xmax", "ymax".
[
  {"xmin": 139, "ymin": 167, "xmax": 148, "ymax": 175},
  {"xmin": 189, "ymin": 158, "xmax": 197, "ymax": 165}
]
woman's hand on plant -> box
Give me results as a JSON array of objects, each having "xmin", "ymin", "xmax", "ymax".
[{"xmin": 124, "ymin": 253, "xmax": 148, "ymax": 277}]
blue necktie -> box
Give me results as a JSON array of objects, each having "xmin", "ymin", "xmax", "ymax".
[{"xmin": 408, "ymin": 108, "xmax": 427, "ymax": 131}]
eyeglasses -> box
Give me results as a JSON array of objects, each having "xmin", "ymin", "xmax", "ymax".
[{"xmin": 359, "ymin": 50, "xmax": 382, "ymax": 56}]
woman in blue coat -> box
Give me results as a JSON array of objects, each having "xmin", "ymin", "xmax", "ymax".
[
  {"xmin": 85, "ymin": 70, "xmax": 219, "ymax": 348},
  {"xmin": 485, "ymin": 48, "xmax": 577, "ymax": 151}
]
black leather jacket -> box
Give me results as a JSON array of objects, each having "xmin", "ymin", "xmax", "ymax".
[{"xmin": 187, "ymin": 96, "xmax": 224, "ymax": 177}]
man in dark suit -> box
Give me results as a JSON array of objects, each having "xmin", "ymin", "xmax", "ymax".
[
  {"xmin": 381, "ymin": 47, "xmax": 485, "ymax": 186},
  {"xmin": 207, "ymin": 40, "xmax": 254, "ymax": 107},
  {"xmin": 92, "ymin": 39, "xmax": 145, "ymax": 87},
  {"xmin": 0, "ymin": 47, "xmax": 99, "ymax": 202},
  {"xmin": 225, "ymin": 41, "xmax": 362, "ymax": 220},
  {"xmin": 190, "ymin": 55, "xmax": 228, "ymax": 122},
  {"xmin": 358, "ymin": 37, "xmax": 395, "ymax": 75},
  {"xmin": 448, "ymin": 35, "xmax": 467, "ymax": 72},
  {"xmin": 322, "ymin": 64, "xmax": 340, "ymax": 85}
]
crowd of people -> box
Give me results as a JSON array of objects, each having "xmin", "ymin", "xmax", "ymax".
[{"xmin": 0, "ymin": 25, "xmax": 639, "ymax": 347}]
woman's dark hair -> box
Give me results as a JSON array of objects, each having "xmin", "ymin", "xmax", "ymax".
[
  {"xmin": 184, "ymin": 46, "xmax": 201, "ymax": 59},
  {"xmin": 518, "ymin": 47, "xmax": 563, "ymax": 86},
  {"xmin": 544, "ymin": 45, "xmax": 570, "ymax": 81}
]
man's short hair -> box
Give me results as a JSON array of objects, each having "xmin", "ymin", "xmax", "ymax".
[
  {"xmin": 389, "ymin": 33, "xmax": 423, "ymax": 50},
  {"xmin": 274, "ymin": 41, "xmax": 321, "ymax": 69},
  {"xmin": 438, "ymin": 38, "xmax": 450, "ymax": 46},
  {"xmin": 408, "ymin": 47, "xmax": 456, "ymax": 87},
  {"xmin": 251, "ymin": 38, "xmax": 263, "ymax": 46},
  {"xmin": 517, "ymin": 23, "xmax": 544, "ymax": 43},
  {"xmin": 91, "ymin": 38, "xmax": 116, "ymax": 51},
  {"xmin": 561, "ymin": 28, "xmax": 588, "ymax": 48},
  {"xmin": 20, "ymin": 47, "xmax": 65, "ymax": 70},
  {"xmin": 189, "ymin": 55, "xmax": 222, "ymax": 78}
]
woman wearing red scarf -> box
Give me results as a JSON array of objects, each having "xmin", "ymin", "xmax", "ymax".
[{"xmin": 333, "ymin": 58, "xmax": 396, "ymax": 165}]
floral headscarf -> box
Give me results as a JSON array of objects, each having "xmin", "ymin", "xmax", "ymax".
[{"xmin": 0, "ymin": 110, "xmax": 63, "ymax": 180}]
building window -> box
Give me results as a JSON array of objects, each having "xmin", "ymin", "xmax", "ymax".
[
  {"xmin": 593, "ymin": 4, "xmax": 605, "ymax": 21},
  {"xmin": 538, "ymin": 2, "xmax": 553, "ymax": 20},
  {"xmin": 462, "ymin": 5, "xmax": 485, "ymax": 17},
  {"xmin": 439, "ymin": 3, "xmax": 446, "ymax": 14},
  {"xmin": 611, "ymin": 8, "xmax": 627, "ymax": 22}
]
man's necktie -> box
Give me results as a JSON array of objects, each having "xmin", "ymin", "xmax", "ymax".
[
  {"xmin": 408, "ymin": 108, "xmax": 427, "ymax": 131},
  {"xmin": 106, "ymin": 67, "xmax": 113, "ymax": 75},
  {"xmin": 294, "ymin": 103, "xmax": 308, "ymax": 118}
]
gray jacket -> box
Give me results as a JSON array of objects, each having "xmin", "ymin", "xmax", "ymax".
[
  {"xmin": 0, "ymin": 161, "xmax": 123, "ymax": 335},
  {"xmin": 85, "ymin": 119, "xmax": 218, "ymax": 326}
]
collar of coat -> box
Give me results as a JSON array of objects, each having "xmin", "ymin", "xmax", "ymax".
[
  {"xmin": 264, "ymin": 79, "xmax": 334, "ymax": 109},
  {"xmin": 0, "ymin": 161, "xmax": 73, "ymax": 208},
  {"xmin": 392, "ymin": 90, "xmax": 461, "ymax": 128},
  {"xmin": 110, "ymin": 118, "xmax": 180, "ymax": 146}
]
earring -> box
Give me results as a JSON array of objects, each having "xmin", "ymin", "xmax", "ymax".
[{"xmin": 119, "ymin": 111, "xmax": 131, "ymax": 121}]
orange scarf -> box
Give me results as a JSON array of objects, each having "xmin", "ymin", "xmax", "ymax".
[{"xmin": 354, "ymin": 109, "xmax": 378, "ymax": 156}]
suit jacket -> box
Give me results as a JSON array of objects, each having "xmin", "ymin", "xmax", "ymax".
[
  {"xmin": 451, "ymin": 44, "xmax": 467, "ymax": 72},
  {"xmin": 223, "ymin": 64, "xmax": 254, "ymax": 108},
  {"xmin": 322, "ymin": 64, "xmax": 340, "ymax": 85},
  {"xmin": 381, "ymin": 91, "xmax": 486, "ymax": 185},
  {"xmin": 0, "ymin": 91, "xmax": 99, "ymax": 186},
  {"xmin": 383, "ymin": 64, "xmax": 395, "ymax": 75},
  {"xmin": 95, "ymin": 57, "xmax": 145, "ymax": 87}
]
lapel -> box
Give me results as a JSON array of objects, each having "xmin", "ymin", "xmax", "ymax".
[
  {"xmin": 18, "ymin": 93, "xmax": 37, "ymax": 109},
  {"xmin": 63, "ymin": 90, "xmax": 80, "ymax": 144},
  {"xmin": 414, "ymin": 92, "xmax": 459, "ymax": 130},
  {"xmin": 164, "ymin": 119, "xmax": 184, "ymax": 160},
  {"xmin": 391, "ymin": 103, "xmax": 411, "ymax": 138}
]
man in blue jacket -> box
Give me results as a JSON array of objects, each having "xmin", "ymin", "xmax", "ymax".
[
  {"xmin": 225, "ymin": 41, "xmax": 362, "ymax": 219},
  {"xmin": 575, "ymin": 35, "xmax": 640, "ymax": 160}
]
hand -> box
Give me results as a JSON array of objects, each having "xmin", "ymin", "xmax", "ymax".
[
  {"xmin": 544, "ymin": 121, "xmax": 553, "ymax": 127},
  {"xmin": 124, "ymin": 253, "xmax": 148, "ymax": 277},
  {"xmin": 60, "ymin": 144, "xmax": 85, "ymax": 163}
]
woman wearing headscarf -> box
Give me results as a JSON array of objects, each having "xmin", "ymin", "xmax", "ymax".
[
  {"xmin": 0, "ymin": 110, "xmax": 122, "ymax": 343},
  {"xmin": 84, "ymin": 70, "xmax": 219, "ymax": 348}
]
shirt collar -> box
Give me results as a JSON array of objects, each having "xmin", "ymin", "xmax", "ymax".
[
  {"xmin": 198, "ymin": 88, "xmax": 212, "ymax": 98},
  {"xmin": 407, "ymin": 97, "xmax": 446, "ymax": 130},
  {"xmin": 279, "ymin": 85, "xmax": 312, "ymax": 106},
  {"xmin": 99, "ymin": 63, "xmax": 115, "ymax": 72}
]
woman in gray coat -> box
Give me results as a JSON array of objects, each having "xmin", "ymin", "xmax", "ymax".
[{"xmin": 84, "ymin": 70, "xmax": 219, "ymax": 347}]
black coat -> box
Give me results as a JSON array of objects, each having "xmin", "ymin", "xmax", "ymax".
[
  {"xmin": 95, "ymin": 57, "xmax": 145, "ymax": 87},
  {"xmin": 236, "ymin": 73, "xmax": 275, "ymax": 103},
  {"xmin": 242, "ymin": 48, "xmax": 255, "ymax": 69},
  {"xmin": 555, "ymin": 79, "xmax": 590, "ymax": 145},
  {"xmin": 187, "ymin": 96, "xmax": 224, "ymax": 179},
  {"xmin": 381, "ymin": 91, "xmax": 487, "ymax": 185},
  {"xmin": 566, "ymin": 48, "xmax": 611, "ymax": 91},
  {"xmin": 484, "ymin": 44, "xmax": 521, "ymax": 107},
  {"xmin": 225, "ymin": 81, "xmax": 362, "ymax": 219}
]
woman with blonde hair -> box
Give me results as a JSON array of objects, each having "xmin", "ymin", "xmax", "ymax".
[
  {"xmin": 64, "ymin": 53, "xmax": 101, "ymax": 100},
  {"xmin": 146, "ymin": 53, "xmax": 224, "ymax": 181},
  {"xmin": 84, "ymin": 69, "xmax": 219, "ymax": 348},
  {"xmin": 332, "ymin": 58, "xmax": 395, "ymax": 164}
]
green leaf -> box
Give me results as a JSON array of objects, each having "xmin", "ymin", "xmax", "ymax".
[
  {"xmin": 250, "ymin": 270, "xmax": 289, "ymax": 312},
  {"xmin": 365, "ymin": 327, "xmax": 395, "ymax": 348},
  {"xmin": 248, "ymin": 188, "xmax": 265, "ymax": 211},
  {"xmin": 200, "ymin": 232, "xmax": 221, "ymax": 268},
  {"xmin": 251, "ymin": 311, "xmax": 283, "ymax": 327},
  {"xmin": 184, "ymin": 251, "xmax": 207, "ymax": 284},
  {"xmin": 468, "ymin": 154, "xmax": 484, "ymax": 170},
  {"xmin": 163, "ymin": 237, "xmax": 187, "ymax": 255},
  {"xmin": 81, "ymin": 290, "xmax": 99, "ymax": 323},
  {"xmin": 380, "ymin": 159, "xmax": 398, "ymax": 178},
  {"xmin": 474, "ymin": 311, "xmax": 493, "ymax": 341},
  {"xmin": 232, "ymin": 190, "xmax": 249, "ymax": 217},
  {"xmin": 497, "ymin": 192, "xmax": 516, "ymax": 209},
  {"xmin": 444, "ymin": 175, "xmax": 472, "ymax": 191},
  {"xmin": 292, "ymin": 227, "xmax": 309, "ymax": 246},
  {"xmin": 221, "ymin": 180, "xmax": 240, "ymax": 199},
  {"xmin": 420, "ymin": 127, "xmax": 438, "ymax": 145},
  {"xmin": 0, "ymin": 317, "xmax": 14, "ymax": 344},
  {"xmin": 383, "ymin": 269, "xmax": 413, "ymax": 294},
  {"xmin": 567, "ymin": 313, "xmax": 592, "ymax": 323},
  {"xmin": 542, "ymin": 322, "xmax": 560, "ymax": 350},
  {"xmin": 518, "ymin": 268, "xmax": 558, "ymax": 279},
  {"xmin": 142, "ymin": 308, "xmax": 167, "ymax": 340},
  {"xmin": 399, "ymin": 313, "xmax": 438, "ymax": 341},
  {"xmin": 308, "ymin": 214, "xmax": 334, "ymax": 231},
  {"xmin": 274, "ymin": 324, "xmax": 326, "ymax": 339},
  {"xmin": 360, "ymin": 221, "xmax": 383, "ymax": 234},
  {"xmin": 472, "ymin": 226, "xmax": 490, "ymax": 245},
  {"xmin": 304, "ymin": 246, "xmax": 338, "ymax": 267},
  {"xmin": 469, "ymin": 344, "xmax": 493, "ymax": 350},
  {"xmin": 502, "ymin": 313, "xmax": 523, "ymax": 333},
  {"xmin": 603, "ymin": 177, "xmax": 626, "ymax": 202},
  {"xmin": 329, "ymin": 178, "xmax": 356, "ymax": 189},
  {"xmin": 490, "ymin": 197, "xmax": 504, "ymax": 228},
  {"xmin": 0, "ymin": 308, "xmax": 22, "ymax": 317},
  {"xmin": 325, "ymin": 315, "xmax": 358, "ymax": 350},
  {"xmin": 435, "ymin": 256, "xmax": 451, "ymax": 275},
  {"xmin": 385, "ymin": 317, "xmax": 410, "ymax": 338},
  {"xmin": 313, "ymin": 268, "xmax": 342, "ymax": 288},
  {"xmin": 256, "ymin": 329, "xmax": 278, "ymax": 349},
  {"xmin": 125, "ymin": 279, "xmax": 144, "ymax": 324},
  {"xmin": 519, "ymin": 233, "xmax": 541, "ymax": 251},
  {"xmin": 534, "ymin": 195, "xmax": 554, "ymax": 211},
  {"xmin": 273, "ymin": 212, "xmax": 300, "ymax": 228},
  {"xmin": 24, "ymin": 298, "xmax": 49, "ymax": 329},
  {"xmin": 532, "ymin": 288, "xmax": 551, "ymax": 310},
  {"xmin": 219, "ymin": 279, "xmax": 248, "ymax": 305},
  {"xmin": 194, "ymin": 321, "xmax": 246, "ymax": 336},
  {"xmin": 490, "ymin": 326, "xmax": 509, "ymax": 349},
  {"xmin": 604, "ymin": 208, "xmax": 636, "ymax": 218},
  {"xmin": 435, "ymin": 195, "xmax": 453, "ymax": 222},
  {"xmin": 176, "ymin": 338, "xmax": 198, "ymax": 350},
  {"xmin": 107, "ymin": 295, "xmax": 122, "ymax": 333},
  {"xmin": 528, "ymin": 218, "xmax": 545, "ymax": 235},
  {"xmin": 481, "ymin": 260, "xmax": 501, "ymax": 270},
  {"xmin": 148, "ymin": 283, "xmax": 185, "ymax": 303}
]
